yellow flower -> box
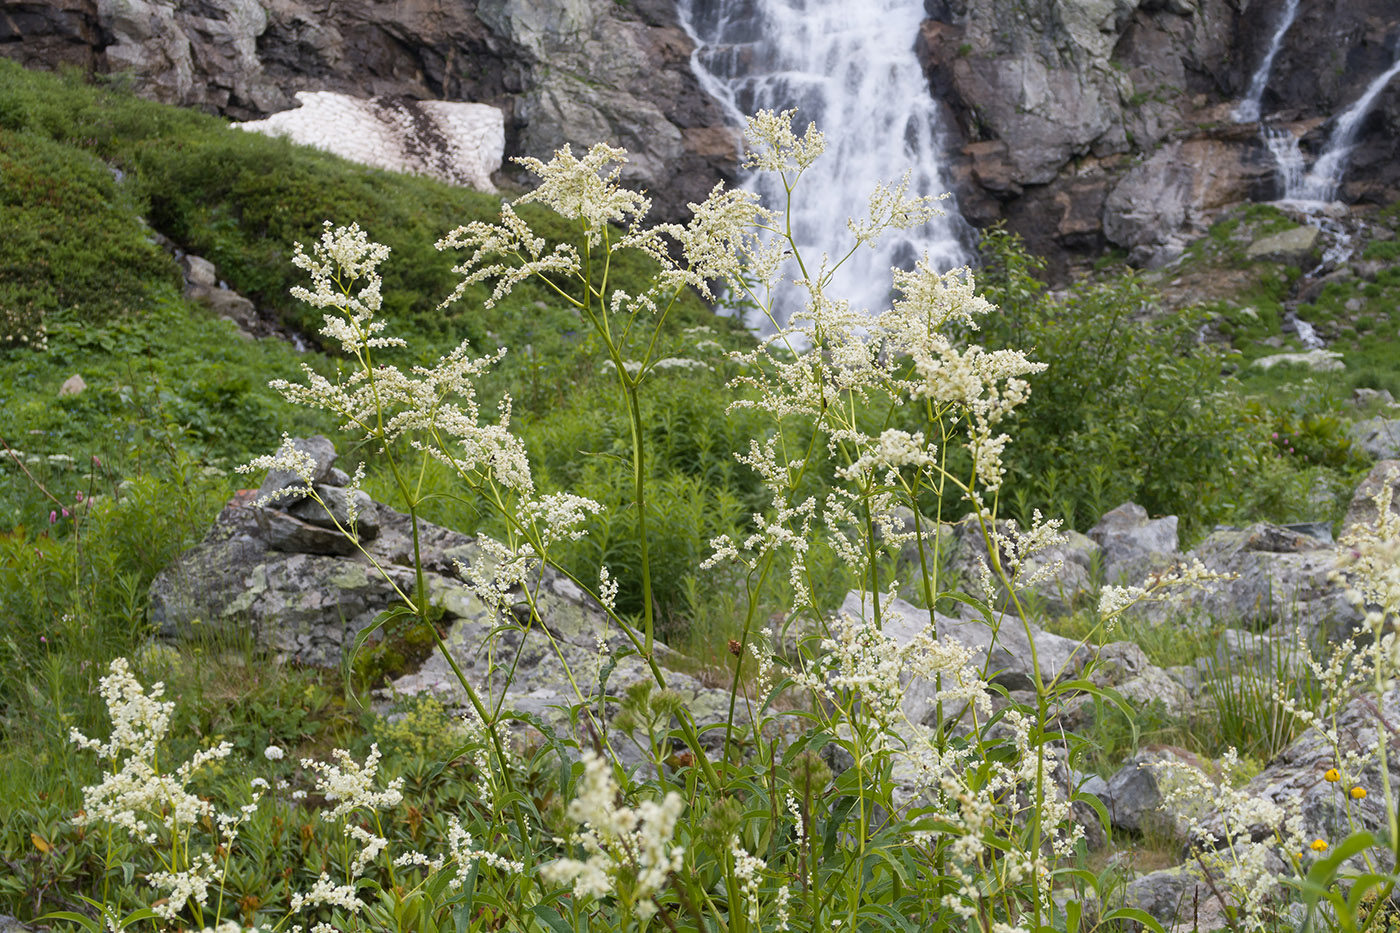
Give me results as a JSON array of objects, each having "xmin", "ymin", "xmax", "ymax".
[
  {"xmin": 1311, "ymin": 839, "xmax": 1329, "ymax": 852},
  {"xmin": 1324, "ymin": 768, "xmax": 1341, "ymax": 783},
  {"xmin": 1351, "ymin": 786, "xmax": 1367, "ymax": 799}
]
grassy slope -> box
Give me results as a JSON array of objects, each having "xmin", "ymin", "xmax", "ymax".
[{"xmin": 1, "ymin": 60, "xmax": 1399, "ymax": 922}]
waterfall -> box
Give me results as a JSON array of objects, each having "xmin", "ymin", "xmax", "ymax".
[
  {"xmin": 1263, "ymin": 125, "xmax": 1306, "ymax": 197},
  {"xmin": 677, "ymin": 0, "xmax": 972, "ymax": 328},
  {"xmin": 1233, "ymin": 0, "xmax": 1301, "ymax": 123},
  {"xmin": 1293, "ymin": 51, "xmax": 1400, "ymax": 202}
]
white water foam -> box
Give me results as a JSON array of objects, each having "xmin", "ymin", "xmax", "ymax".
[
  {"xmin": 1293, "ymin": 51, "xmax": 1400, "ymax": 202},
  {"xmin": 1233, "ymin": 0, "xmax": 1301, "ymax": 123},
  {"xmin": 677, "ymin": 0, "xmax": 972, "ymax": 329}
]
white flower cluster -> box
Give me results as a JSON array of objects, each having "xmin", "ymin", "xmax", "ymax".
[
  {"xmin": 932, "ymin": 710, "xmax": 1078, "ymax": 921},
  {"xmin": 1097, "ymin": 557, "xmax": 1237, "ymax": 624},
  {"xmin": 796, "ymin": 605, "xmax": 990, "ymax": 738},
  {"xmin": 70, "ymin": 658, "xmax": 255, "ymax": 919},
  {"xmin": 1335, "ymin": 470, "xmax": 1400, "ymax": 633},
  {"xmin": 303, "ymin": 743, "xmax": 403, "ymax": 821},
  {"xmin": 1155, "ymin": 749, "xmax": 1305, "ymax": 932},
  {"xmin": 541, "ymin": 751, "xmax": 685, "ymax": 921},
  {"xmin": 731, "ymin": 836, "xmax": 791, "ymax": 931},
  {"xmin": 290, "ymin": 221, "xmax": 401, "ymax": 355}
]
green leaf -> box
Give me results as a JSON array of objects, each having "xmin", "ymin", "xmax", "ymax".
[{"xmin": 530, "ymin": 905, "xmax": 576, "ymax": 933}]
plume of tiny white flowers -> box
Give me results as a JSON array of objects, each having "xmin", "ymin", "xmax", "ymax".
[
  {"xmin": 303, "ymin": 743, "xmax": 403, "ymax": 822},
  {"xmin": 70, "ymin": 659, "xmax": 261, "ymax": 919},
  {"xmin": 290, "ymin": 221, "xmax": 401, "ymax": 354},
  {"xmin": 745, "ymin": 109, "xmax": 826, "ymax": 174},
  {"xmin": 598, "ymin": 564, "xmax": 619, "ymax": 615},
  {"xmin": 1154, "ymin": 749, "xmax": 1305, "ymax": 932},
  {"xmin": 1097, "ymin": 558, "xmax": 1238, "ymax": 624},
  {"xmin": 237, "ymin": 433, "xmax": 316, "ymax": 506},
  {"xmin": 541, "ymin": 751, "xmax": 685, "ymax": 920}
]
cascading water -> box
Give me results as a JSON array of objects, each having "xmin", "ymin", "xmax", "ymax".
[
  {"xmin": 1233, "ymin": 0, "xmax": 1301, "ymax": 123},
  {"xmin": 1292, "ymin": 51, "xmax": 1400, "ymax": 202},
  {"xmin": 677, "ymin": 0, "xmax": 972, "ymax": 328}
]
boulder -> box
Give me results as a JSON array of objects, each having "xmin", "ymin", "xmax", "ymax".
[
  {"xmin": 1245, "ymin": 225, "xmax": 1321, "ymax": 264},
  {"xmin": 149, "ymin": 438, "xmax": 736, "ymax": 759},
  {"xmin": 58, "ymin": 373, "xmax": 86, "ymax": 396},
  {"xmin": 1088, "ymin": 502, "xmax": 1180, "ymax": 584},
  {"xmin": 1172, "ymin": 523, "xmax": 1360, "ymax": 637},
  {"xmin": 1125, "ymin": 867, "xmax": 1230, "ymax": 932},
  {"xmin": 1341, "ymin": 460, "xmax": 1400, "ymax": 537},
  {"xmin": 1348, "ymin": 418, "xmax": 1400, "ymax": 460},
  {"xmin": 1101, "ymin": 747, "xmax": 1207, "ymax": 837}
]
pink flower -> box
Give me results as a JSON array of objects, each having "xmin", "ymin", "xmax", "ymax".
[
  {"xmin": 1272, "ymin": 432, "xmax": 1279, "ymax": 439},
  {"xmin": 61, "ymin": 508, "xmax": 70, "ymax": 519},
  {"xmin": 48, "ymin": 510, "xmax": 57, "ymax": 524},
  {"xmin": 75, "ymin": 492, "xmax": 84, "ymax": 503}
]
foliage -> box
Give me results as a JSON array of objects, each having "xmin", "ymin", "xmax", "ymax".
[{"xmin": 972, "ymin": 225, "xmax": 1252, "ymax": 536}]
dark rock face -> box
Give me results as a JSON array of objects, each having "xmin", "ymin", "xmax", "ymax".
[
  {"xmin": 919, "ymin": 0, "xmax": 1400, "ymax": 273},
  {"xmin": 0, "ymin": 0, "xmax": 737, "ymax": 224}
]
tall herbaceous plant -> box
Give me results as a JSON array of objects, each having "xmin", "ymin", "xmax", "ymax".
[{"xmin": 61, "ymin": 110, "xmax": 1400, "ymax": 933}]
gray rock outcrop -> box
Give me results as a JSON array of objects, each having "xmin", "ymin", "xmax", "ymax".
[
  {"xmin": 0, "ymin": 0, "xmax": 737, "ymax": 224},
  {"xmin": 1088, "ymin": 501, "xmax": 1179, "ymax": 584},
  {"xmin": 1348, "ymin": 418, "xmax": 1400, "ymax": 461},
  {"xmin": 918, "ymin": 0, "xmax": 1400, "ymax": 271},
  {"xmin": 1173, "ymin": 522, "xmax": 1360, "ymax": 638},
  {"xmin": 148, "ymin": 438, "xmax": 731, "ymax": 754}
]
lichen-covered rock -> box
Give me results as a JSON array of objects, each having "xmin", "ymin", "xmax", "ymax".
[
  {"xmin": 1172, "ymin": 522, "xmax": 1360, "ymax": 637},
  {"xmin": 1348, "ymin": 418, "xmax": 1400, "ymax": 461},
  {"xmin": 1197, "ymin": 686, "xmax": 1400, "ymax": 868},
  {"xmin": 148, "ymin": 438, "xmax": 741, "ymax": 760},
  {"xmin": 1341, "ymin": 460, "xmax": 1400, "ymax": 537}
]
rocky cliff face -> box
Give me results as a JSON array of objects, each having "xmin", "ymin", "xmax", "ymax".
[
  {"xmin": 0, "ymin": 0, "xmax": 737, "ymax": 223},
  {"xmin": 920, "ymin": 0, "xmax": 1400, "ymax": 271}
]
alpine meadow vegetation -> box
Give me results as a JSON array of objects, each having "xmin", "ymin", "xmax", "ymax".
[{"xmin": 4, "ymin": 61, "xmax": 1400, "ymax": 933}]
